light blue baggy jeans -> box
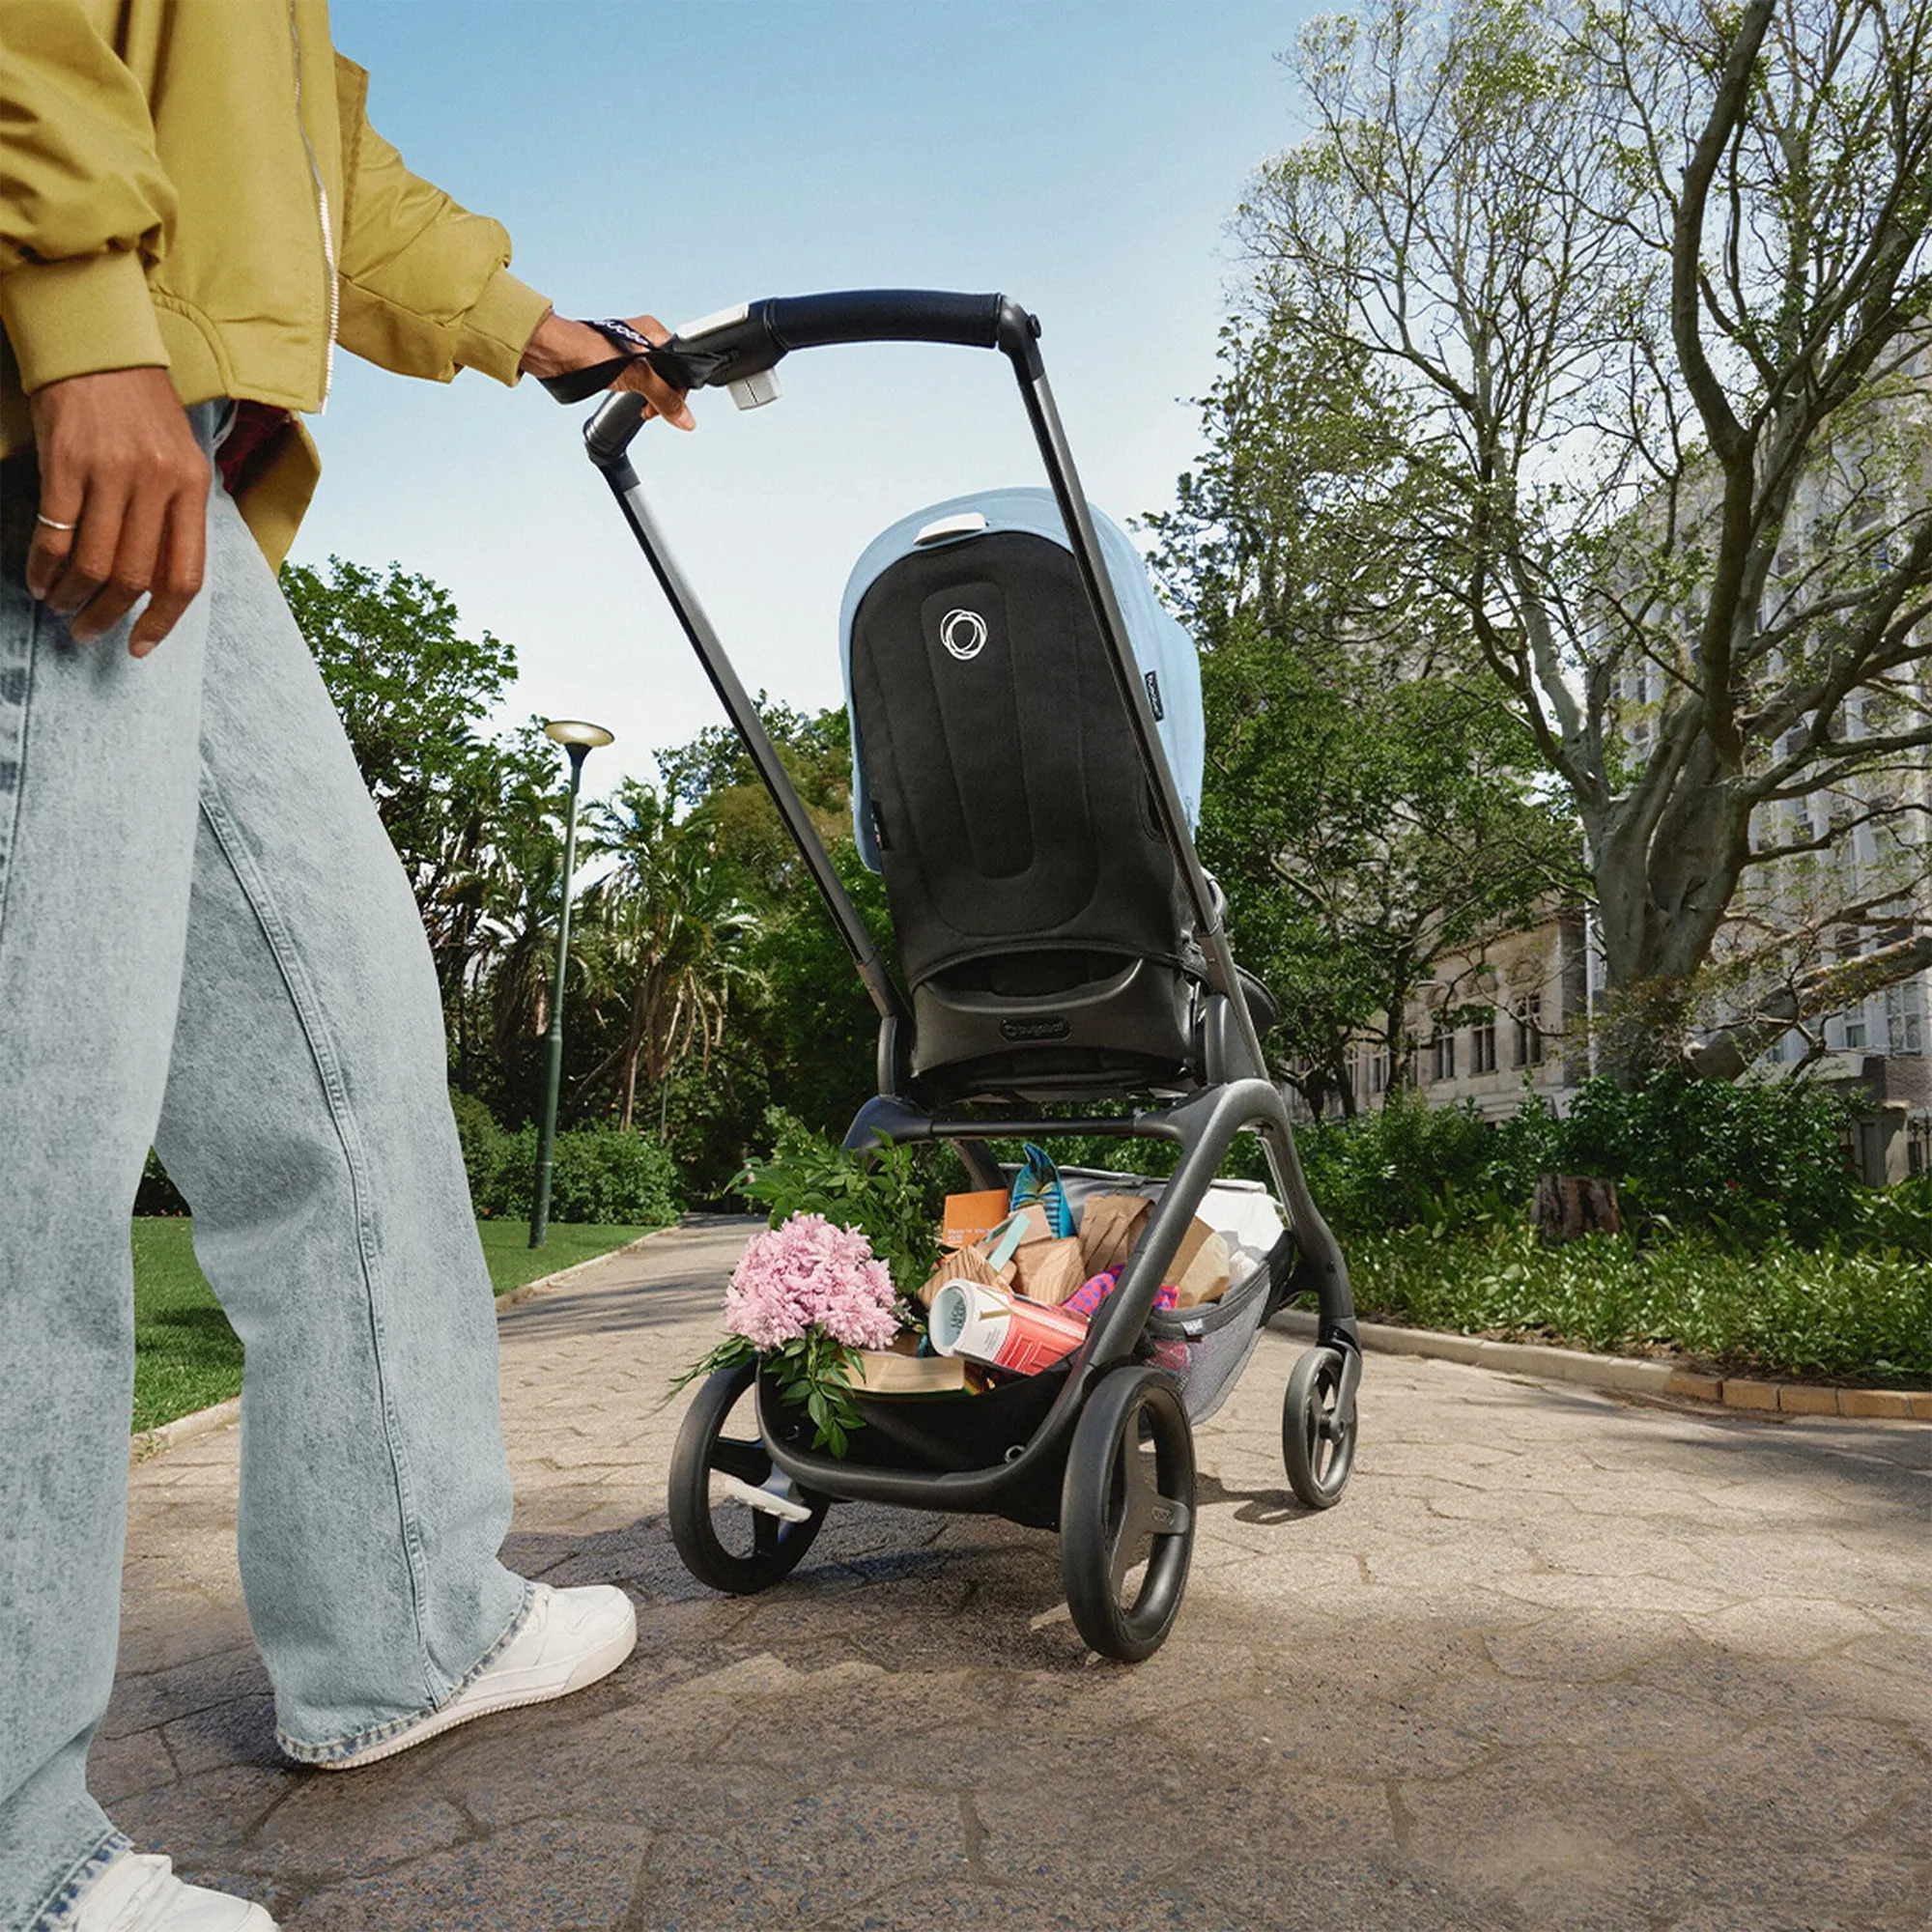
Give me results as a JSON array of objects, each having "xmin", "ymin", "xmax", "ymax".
[{"xmin": 0, "ymin": 407, "xmax": 529, "ymax": 1932}]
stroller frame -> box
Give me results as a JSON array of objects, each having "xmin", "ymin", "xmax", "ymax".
[{"xmin": 573, "ymin": 291, "xmax": 1361, "ymax": 1651}]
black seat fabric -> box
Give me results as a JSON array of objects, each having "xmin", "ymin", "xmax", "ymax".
[
  {"xmin": 848, "ymin": 529, "xmax": 1202, "ymax": 1103},
  {"xmin": 849, "ymin": 530, "xmax": 1188, "ymax": 987}
]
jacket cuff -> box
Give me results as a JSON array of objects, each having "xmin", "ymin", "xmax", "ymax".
[
  {"xmin": 456, "ymin": 268, "xmax": 552, "ymax": 386},
  {"xmin": 0, "ymin": 251, "xmax": 169, "ymax": 392}
]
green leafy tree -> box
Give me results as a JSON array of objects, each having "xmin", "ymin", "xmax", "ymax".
[
  {"xmin": 1151, "ymin": 309, "xmax": 1582, "ymax": 1115},
  {"xmin": 579, "ymin": 780, "xmax": 764, "ymax": 1134},
  {"xmin": 284, "ymin": 556, "xmax": 521, "ymax": 1038}
]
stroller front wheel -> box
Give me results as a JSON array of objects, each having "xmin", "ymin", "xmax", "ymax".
[
  {"xmin": 668, "ymin": 1359, "xmax": 830, "ymax": 1594},
  {"xmin": 1282, "ymin": 1344, "xmax": 1357, "ymax": 1509},
  {"xmin": 1060, "ymin": 1365, "xmax": 1197, "ymax": 1662}
]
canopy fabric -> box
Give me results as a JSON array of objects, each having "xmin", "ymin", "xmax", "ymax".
[{"xmin": 838, "ymin": 487, "xmax": 1206, "ymax": 871}]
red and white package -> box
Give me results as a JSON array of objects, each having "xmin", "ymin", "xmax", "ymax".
[{"xmin": 926, "ymin": 1280, "xmax": 1088, "ymax": 1377}]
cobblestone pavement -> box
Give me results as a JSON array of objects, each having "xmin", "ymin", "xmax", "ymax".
[{"xmin": 101, "ymin": 1220, "xmax": 1931, "ymax": 1931}]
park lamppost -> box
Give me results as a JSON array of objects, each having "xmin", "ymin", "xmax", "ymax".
[{"xmin": 529, "ymin": 717, "xmax": 614, "ymax": 1248}]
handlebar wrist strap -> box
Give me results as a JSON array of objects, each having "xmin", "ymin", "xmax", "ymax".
[{"xmin": 535, "ymin": 319, "xmax": 660, "ymax": 405}]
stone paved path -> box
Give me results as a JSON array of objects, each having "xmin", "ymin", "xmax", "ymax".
[{"xmin": 101, "ymin": 1220, "xmax": 1932, "ymax": 1930}]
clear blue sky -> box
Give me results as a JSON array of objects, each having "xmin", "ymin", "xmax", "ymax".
[{"xmin": 298, "ymin": 1, "xmax": 1321, "ymax": 787}]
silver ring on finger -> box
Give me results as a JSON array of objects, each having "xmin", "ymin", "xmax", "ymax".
[{"xmin": 35, "ymin": 514, "xmax": 77, "ymax": 532}]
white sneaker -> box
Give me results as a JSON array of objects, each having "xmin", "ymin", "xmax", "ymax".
[
  {"xmin": 311, "ymin": 1583, "xmax": 637, "ymax": 1772},
  {"xmin": 70, "ymin": 1853, "xmax": 274, "ymax": 1931}
]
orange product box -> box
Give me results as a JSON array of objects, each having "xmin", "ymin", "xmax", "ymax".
[{"xmin": 942, "ymin": 1188, "xmax": 1013, "ymax": 1251}]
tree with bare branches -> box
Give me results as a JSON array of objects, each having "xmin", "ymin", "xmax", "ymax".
[{"xmin": 1244, "ymin": 0, "xmax": 1932, "ymax": 1080}]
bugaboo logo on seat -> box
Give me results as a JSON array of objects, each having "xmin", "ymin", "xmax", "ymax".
[{"xmin": 940, "ymin": 608, "xmax": 988, "ymax": 661}]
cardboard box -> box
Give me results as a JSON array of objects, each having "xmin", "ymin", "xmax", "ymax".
[{"xmin": 942, "ymin": 1189, "xmax": 1013, "ymax": 1251}]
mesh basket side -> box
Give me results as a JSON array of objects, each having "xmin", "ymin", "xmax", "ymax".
[{"xmin": 1149, "ymin": 1257, "xmax": 1275, "ymax": 1424}]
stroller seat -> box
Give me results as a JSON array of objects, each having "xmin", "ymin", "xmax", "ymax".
[{"xmin": 841, "ymin": 490, "xmax": 1271, "ymax": 1105}]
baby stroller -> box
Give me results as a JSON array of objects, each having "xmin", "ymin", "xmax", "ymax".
[{"xmin": 549, "ymin": 293, "xmax": 1362, "ymax": 1660}]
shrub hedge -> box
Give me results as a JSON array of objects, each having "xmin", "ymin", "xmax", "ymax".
[
  {"xmin": 1346, "ymin": 1224, "xmax": 1932, "ymax": 1382},
  {"xmin": 139, "ymin": 1095, "xmax": 683, "ymax": 1229},
  {"xmin": 1293, "ymin": 1073, "xmax": 1861, "ymax": 1247},
  {"xmin": 452, "ymin": 1091, "xmax": 683, "ymax": 1226}
]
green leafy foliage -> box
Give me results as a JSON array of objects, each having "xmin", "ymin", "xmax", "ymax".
[
  {"xmin": 1236, "ymin": 0, "xmax": 1932, "ymax": 1078},
  {"xmin": 454, "ymin": 1091, "xmax": 682, "ymax": 1226},
  {"xmin": 733, "ymin": 1108, "xmax": 948, "ymax": 1301},
  {"xmin": 1349, "ymin": 1225, "xmax": 1932, "ymax": 1384},
  {"xmin": 1148, "ymin": 310, "xmax": 1584, "ymax": 1116},
  {"xmin": 668, "ymin": 1326, "xmax": 868, "ymax": 1460},
  {"xmin": 1553, "ymin": 1073, "xmax": 1856, "ymax": 1247},
  {"xmin": 1296, "ymin": 1075, "xmax": 1858, "ymax": 1248}
]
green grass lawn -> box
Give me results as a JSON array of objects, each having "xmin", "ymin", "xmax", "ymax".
[{"xmin": 130, "ymin": 1217, "xmax": 659, "ymax": 1435}]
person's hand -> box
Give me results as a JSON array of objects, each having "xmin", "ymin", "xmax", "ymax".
[
  {"xmin": 519, "ymin": 310, "xmax": 696, "ymax": 429},
  {"xmin": 26, "ymin": 367, "xmax": 211, "ymax": 656}
]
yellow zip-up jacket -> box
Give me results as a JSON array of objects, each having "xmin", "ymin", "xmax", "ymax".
[{"xmin": 0, "ymin": 0, "xmax": 553, "ymax": 565}]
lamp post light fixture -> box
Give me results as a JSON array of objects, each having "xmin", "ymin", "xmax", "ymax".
[{"xmin": 529, "ymin": 718, "xmax": 614, "ymax": 1248}]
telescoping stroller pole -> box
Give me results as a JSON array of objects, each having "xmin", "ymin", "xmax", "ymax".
[{"xmin": 552, "ymin": 293, "xmax": 1363, "ymax": 1660}]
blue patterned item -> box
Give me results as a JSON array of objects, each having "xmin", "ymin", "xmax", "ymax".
[{"xmin": 1008, "ymin": 1143, "xmax": 1070, "ymax": 1237}]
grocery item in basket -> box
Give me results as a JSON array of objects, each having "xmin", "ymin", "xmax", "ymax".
[
  {"xmin": 927, "ymin": 1280, "xmax": 1088, "ymax": 1376},
  {"xmin": 916, "ymin": 1206, "xmax": 1030, "ymax": 1308},
  {"xmin": 1011, "ymin": 1234, "xmax": 1088, "ymax": 1307},
  {"xmin": 1062, "ymin": 1267, "xmax": 1179, "ymax": 1321},
  {"xmin": 1076, "ymin": 1192, "xmax": 1152, "ymax": 1273},
  {"xmin": 942, "ymin": 1189, "xmax": 1012, "ymax": 1251},
  {"xmin": 850, "ymin": 1349, "xmax": 972, "ymax": 1395},
  {"xmin": 1008, "ymin": 1143, "xmax": 1071, "ymax": 1236},
  {"xmin": 1169, "ymin": 1219, "xmax": 1231, "ymax": 1307}
]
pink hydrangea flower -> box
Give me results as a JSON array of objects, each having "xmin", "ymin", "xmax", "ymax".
[{"xmin": 724, "ymin": 1212, "xmax": 899, "ymax": 1351}]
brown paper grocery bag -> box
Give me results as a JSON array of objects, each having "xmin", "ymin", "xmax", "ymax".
[
  {"xmin": 1077, "ymin": 1192, "xmax": 1152, "ymax": 1273},
  {"xmin": 1011, "ymin": 1235, "xmax": 1089, "ymax": 1308},
  {"xmin": 1169, "ymin": 1221, "xmax": 1231, "ymax": 1307},
  {"xmin": 918, "ymin": 1236, "xmax": 1017, "ymax": 1309}
]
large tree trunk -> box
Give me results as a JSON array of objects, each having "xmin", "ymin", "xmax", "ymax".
[{"xmin": 1587, "ymin": 768, "xmax": 1755, "ymax": 1085}]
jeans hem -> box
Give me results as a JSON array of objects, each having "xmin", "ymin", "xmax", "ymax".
[
  {"xmin": 272, "ymin": 1577, "xmax": 534, "ymax": 1766},
  {"xmin": 31, "ymin": 1829, "xmax": 131, "ymax": 1932}
]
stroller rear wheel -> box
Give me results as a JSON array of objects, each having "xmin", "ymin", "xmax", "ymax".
[
  {"xmin": 668, "ymin": 1359, "xmax": 829, "ymax": 1593},
  {"xmin": 1282, "ymin": 1344, "xmax": 1357, "ymax": 1509},
  {"xmin": 1061, "ymin": 1365, "xmax": 1196, "ymax": 1662}
]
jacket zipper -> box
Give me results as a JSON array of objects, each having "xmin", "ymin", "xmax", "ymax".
[{"xmin": 286, "ymin": 0, "xmax": 338, "ymax": 411}]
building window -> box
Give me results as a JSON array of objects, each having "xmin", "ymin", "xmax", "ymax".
[
  {"xmin": 1515, "ymin": 994, "xmax": 1545, "ymax": 1068},
  {"xmin": 1432, "ymin": 1030, "xmax": 1457, "ymax": 1082},
  {"xmin": 1471, "ymin": 1012, "xmax": 1498, "ymax": 1074},
  {"xmin": 1370, "ymin": 1044, "xmax": 1391, "ymax": 1096},
  {"xmin": 1842, "ymin": 1010, "xmax": 1869, "ymax": 1051},
  {"xmin": 1888, "ymin": 982, "xmax": 1924, "ymax": 1057}
]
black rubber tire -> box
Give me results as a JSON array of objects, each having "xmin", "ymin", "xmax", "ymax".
[
  {"xmin": 1060, "ymin": 1366, "xmax": 1197, "ymax": 1662},
  {"xmin": 668, "ymin": 1360, "xmax": 829, "ymax": 1594},
  {"xmin": 1282, "ymin": 1345, "xmax": 1357, "ymax": 1509}
]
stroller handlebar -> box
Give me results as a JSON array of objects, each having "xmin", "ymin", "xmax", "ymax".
[{"xmin": 551, "ymin": 291, "xmax": 1044, "ymax": 420}]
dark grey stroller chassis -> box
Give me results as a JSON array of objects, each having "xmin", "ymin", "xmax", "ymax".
[{"xmin": 554, "ymin": 293, "xmax": 1363, "ymax": 1660}]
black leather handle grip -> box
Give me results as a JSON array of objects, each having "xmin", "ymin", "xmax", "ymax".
[
  {"xmin": 765, "ymin": 290, "xmax": 1006, "ymax": 352},
  {"xmin": 543, "ymin": 290, "xmax": 1042, "ymax": 405}
]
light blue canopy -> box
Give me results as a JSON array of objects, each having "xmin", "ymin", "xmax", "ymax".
[{"xmin": 838, "ymin": 487, "xmax": 1206, "ymax": 871}]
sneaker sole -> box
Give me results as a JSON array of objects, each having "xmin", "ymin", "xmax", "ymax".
[{"xmin": 309, "ymin": 1612, "xmax": 637, "ymax": 1772}]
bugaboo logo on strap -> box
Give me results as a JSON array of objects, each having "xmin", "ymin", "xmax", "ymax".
[{"xmin": 940, "ymin": 608, "xmax": 988, "ymax": 661}]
